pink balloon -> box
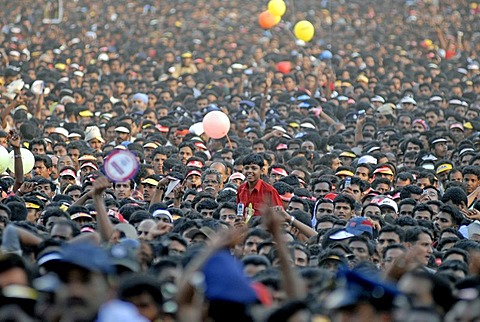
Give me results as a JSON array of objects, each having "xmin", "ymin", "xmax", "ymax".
[{"xmin": 202, "ymin": 111, "xmax": 231, "ymax": 139}]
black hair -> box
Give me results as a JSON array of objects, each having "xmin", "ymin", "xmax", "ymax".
[
  {"xmin": 379, "ymin": 225, "xmax": 405, "ymax": 242},
  {"xmin": 438, "ymin": 204, "xmax": 463, "ymax": 227},
  {"xmin": 242, "ymin": 154, "xmax": 265, "ymax": 167},
  {"xmin": 404, "ymin": 226, "xmax": 433, "ymax": 244},
  {"xmin": 441, "ymin": 187, "xmax": 468, "ymax": 208}
]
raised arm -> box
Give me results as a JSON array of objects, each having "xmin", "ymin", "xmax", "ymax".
[{"xmin": 92, "ymin": 177, "xmax": 114, "ymax": 243}]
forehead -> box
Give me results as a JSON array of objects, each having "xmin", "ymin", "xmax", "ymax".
[
  {"xmin": 349, "ymin": 240, "xmax": 368, "ymax": 248},
  {"xmin": 318, "ymin": 202, "xmax": 333, "ymax": 209},
  {"xmin": 385, "ymin": 248, "xmax": 404, "ymax": 257},
  {"xmin": 380, "ymin": 232, "xmax": 399, "ymax": 239},
  {"xmin": 364, "ymin": 205, "xmax": 381, "ymax": 212}
]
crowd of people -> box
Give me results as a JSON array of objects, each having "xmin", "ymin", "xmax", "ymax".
[{"xmin": 0, "ymin": 0, "xmax": 479, "ymax": 321}]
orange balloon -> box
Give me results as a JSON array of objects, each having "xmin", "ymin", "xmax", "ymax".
[{"xmin": 258, "ymin": 11, "xmax": 276, "ymax": 29}]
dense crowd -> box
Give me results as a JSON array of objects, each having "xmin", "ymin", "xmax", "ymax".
[{"xmin": 0, "ymin": 0, "xmax": 479, "ymax": 321}]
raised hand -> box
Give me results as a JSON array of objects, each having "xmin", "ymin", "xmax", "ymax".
[{"xmin": 92, "ymin": 176, "xmax": 111, "ymax": 198}]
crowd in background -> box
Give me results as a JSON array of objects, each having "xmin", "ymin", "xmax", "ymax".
[{"xmin": 0, "ymin": 0, "xmax": 479, "ymax": 321}]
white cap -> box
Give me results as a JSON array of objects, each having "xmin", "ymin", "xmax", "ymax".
[
  {"xmin": 357, "ymin": 155, "xmax": 377, "ymax": 165},
  {"xmin": 400, "ymin": 96, "xmax": 417, "ymax": 105},
  {"xmin": 378, "ymin": 197, "xmax": 398, "ymax": 213},
  {"xmin": 53, "ymin": 127, "xmax": 69, "ymax": 138},
  {"xmin": 98, "ymin": 53, "xmax": 109, "ymax": 61},
  {"xmin": 189, "ymin": 122, "xmax": 204, "ymax": 136},
  {"xmin": 330, "ymin": 230, "xmax": 355, "ymax": 240},
  {"xmin": 371, "ymin": 95, "xmax": 385, "ymax": 103}
]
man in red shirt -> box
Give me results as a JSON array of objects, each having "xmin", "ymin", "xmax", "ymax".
[{"xmin": 236, "ymin": 154, "xmax": 283, "ymax": 219}]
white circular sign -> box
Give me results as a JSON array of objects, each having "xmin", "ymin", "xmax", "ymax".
[{"xmin": 103, "ymin": 150, "xmax": 139, "ymax": 182}]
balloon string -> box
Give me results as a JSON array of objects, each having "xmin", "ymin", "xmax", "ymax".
[{"xmin": 226, "ymin": 135, "xmax": 233, "ymax": 150}]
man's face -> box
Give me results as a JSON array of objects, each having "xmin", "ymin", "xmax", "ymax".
[
  {"xmin": 32, "ymin": 144, "xmax": 45, "ymax": 155},
  {"xmin": 115, "ymin": 182, "xmax": 132, "ymax": 199},
  {"xmin": 243, "ymin": 163, "xmax": 262, "ymax": 185},
  {"xmin": 399, "ymin": 204, "xmax": 414, "ymax": 217},
  {"xmin": 331, "ymin": 158, "xmax": 342, "ymax": 171},
  {"xmin": 88, "ymin": 139, "xmax": 103, "ymax": 152},
  {"xmin": 425, "ymin": 112, "xmax": 438, "ymax": 127},
  {"xmin": 55, "ymin": 267, "xmax": 110, "ymax": 322},
  {"xmin": 347, "ymin": 184, "xmax": 363, "ymax": 202},
  {"xmin": 313, "ymin": 182, "xmax": 330, "ymax": 198},
  {"xmin": 463, "ymin": 174, "xmax": 480, "ymax": 194},
  {"xmin": 210, "ymin": 163, "xmax": 228, "ymax": 183},
  {"xmin": 252, "ymin": 143, "xmax": 265, "ymax": 153},
  {"xmin": 67, "ymin": 189, "xmax": 82, "ymax": 201},
  {"xmin": 354, "ymin": 166, "xmax": 370, "ymax": 182},
  {"xmin": 403, "ymin": 157, "xmax": 416, "ymax": 169},
  {"xmin": 152, "ymin": 153, "xmax": 167, "ymax": 174},
  {"xmin": 200, "ymin": 208, "xmax": 215, "ymax": 218},
  {"xmin": 202, "ymin": 174, "xmax": 221, "ymax": 196},
  {"xmin": 221, "ymin": 152, "xmax": 234, "ymax": 164},
  {"xmin": 334, "ymin": 202, "xmax": 352, "ymax": 220},
  {"xmin": 349, "ymin": 241, "xmax": 370, "ymax": 263},
  {"xmin": 178, "ymin": 146, "xmax": 193, "ymax": 164},
  {"xmin": 54, "ymin": 145, "xmax": 67, "ymax": 157},
  {"xmin": 363, "ymin": 205, "xmax": 381, "ymax": 218},
  {"xmin": 432, "ymin": 142, "xmax": 448, "ymax": 158},
  {"xmin": 68, "ymin": 148, "xmax": 81, "ymax": 166},
  {"xmin": 397, "ymin": 116, "xmax": 411, "ymax": 129},
  {"xmin": 375, "ymin": 183, "xmax": 390, "ymax": 194},
  {"xmin": 406, "ymin": 142, "xmax": 421, "ymax": 153},
  {"xmin": 196, "ymin": 98, "xmax": 209, "ymax": 111},
  {"xmin": 287, "ymin": 201, "xmax": 305, "ymax": 213},
  {"xmin": 34, "ymin": 161, "xmax": 52, "ymax": 179},
  {"xmin": 315, "ymin": 202, "xmax": 334, "ymax": 218},
  {"xmin": 416, "ymin": 178, "xmax": 431, "ymax": 190},
  {"xmin": 132, "ymin": 98, "xmax": 147, "ymax": 111},
  {"xmin": 269, "ymin": 172, "xmax": 285, "ymax": 184},
  {"xmin": 434, "ymin": 211, "xmax": 455, "ymax": 232},
  {"xmin": 142, "ymin": 184, "xmax": 156, "ymax": 202},
  {"xmin": 115, "ymin": 132, "xmax": 130, "ymax": 145},
  {"xmin": 283, "ymin": 77, "xmax": 296, "ymax": 91},
  {"xmin": 382, "ymin": 248, "xmax": 405, "ymax": 271},
  {"xmin": 50, "ymin": 223, "xmax": 74, "ymax": 241},
  {"xmin": 219, "ymin": 208, "xmax": 237, "ymax": 226},
  {"xmin": 413, "ymin": 210, "xmax": 432, "ymax": 221},
  {"xmin": 377, "ymin": 232, "xmax": 401, "ymax": 255},
  {"xmin": 411, "ymin": 233, "xmax": 433, "ymax": 266},
  {"xmin": 186, "ymin": 174, "xmax": 201, "ymax": 189},
  {"xmin": 37, "ymin": 183, "xmax": 54, "ymax": 198},
  {"xmin": 60, "ymin": 175, "xmax": 76, "ymax": 188},
  {"xmin": 294, "ymin": 249, "xmax": 309, "ymax": 267},
  {"xmin": 243, "ymin": 236, "xmax": 264, "ymax": 255},
  {"xmin": 26, "ymin": 208, "xmax": 40, "ymax": 223}
]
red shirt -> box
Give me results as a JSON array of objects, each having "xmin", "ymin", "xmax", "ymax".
[{"xmin": 236, "ymin": 179, "xmax": 283, "ymax": 217}]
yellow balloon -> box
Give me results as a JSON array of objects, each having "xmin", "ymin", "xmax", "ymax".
[
  {"xmin": 268, "ymin": 0, "xmax": 286, "ymax": 17},
  {"xmin": 273, "ymin": 15, "xmax": 281, "ymax": 25},
  {"xmin": 294, "ymin": 20, "xmax": 315, "ymax": 42}
]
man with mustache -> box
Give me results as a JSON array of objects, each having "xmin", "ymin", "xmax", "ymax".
[{"xmin": 201, "ymin": 169, "xmax": 223, "ymax": 198}]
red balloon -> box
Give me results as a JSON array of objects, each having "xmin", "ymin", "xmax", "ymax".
[
  {"xmin": 258, "ymin": 11, "xmax": 276, "ymax": 29},
  {"xmin": 276, "ymin": 61, "xmax": 291, "ymax": 74}
]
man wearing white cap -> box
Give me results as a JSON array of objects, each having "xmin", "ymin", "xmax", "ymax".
[{"xmin": 85, "ymin": 126, "xmax": 105, "ymax": 152}]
